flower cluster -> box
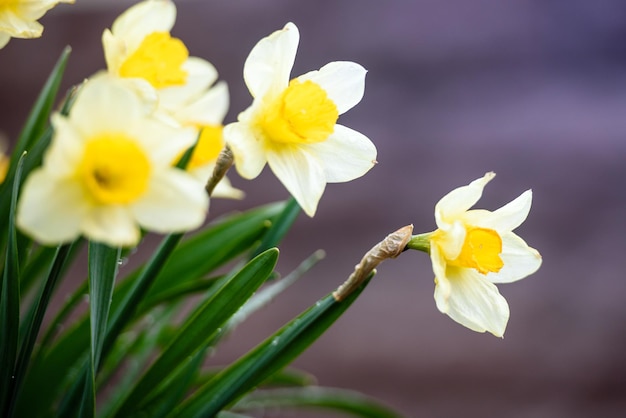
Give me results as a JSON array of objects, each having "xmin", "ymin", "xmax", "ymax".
[{"xmin": 0, "ymin": 1, "xmax": 546, "ymax": 417}]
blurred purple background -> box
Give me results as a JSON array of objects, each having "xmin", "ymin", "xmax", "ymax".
[{"xmin": 2, "ymin": 0, "xmax": 626, "ymax": 416}]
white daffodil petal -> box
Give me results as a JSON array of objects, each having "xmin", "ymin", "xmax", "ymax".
[
  {"xmin": 102, "ymin": 29, "xmax": 126, "ymax": 73},
  {"xmin": 306, "ymin": 124, "xmax": 377, "ymax": 183},
  {"xmin": 432, "ymin": 245, "xmax": 452, "ymax": 312},
  {"xmin": 441, "ymin": 267, "xmax": 510, "ymax": 337},
  {"xmin": 223, "ymin": 121, "xmax": 267, "ymax": 179},
  {"xmin": 111, "ymin": 0, "xmax": 175, "ymax": 49},
  {"xmin": 0, "ymin": 32, "xmax": 10, "ymax": 48},
  {"xmin": 244, "ymin": 22, "xmax": 299, "ymax": 99},
  {"xmin": 298, "ymin": 61, "xmax": 366, "ymax": 115},
  {"xmin": 131, "ymin": 120, "xmax": 197, "ymax": 166},
  {"xmin": 0, "ymin": 11, "xmax": 42, "ymax": 37},
  {"xmin": 211, "ymin": 176, "xmax": 245, "ymax": 200},
  {"xmin": 132, "ymin": 169, "xmax": 208, "ymax": 232},
  {"xmin": 16, "ymin": 172, "xmax": 88, "ymax": 245},
  {"xmin": 70, "ymin": 75, "xmax": 145, "ymax": 138},
  {"xmin": 489, "ymin": 232, "xmax": 542, "ymax": 284},
  {"xmin": 432, "ymin": 220, "xmax": 466, "ymax": 261},
  {"xmin": 159, "ymin": 57, "xmax": 219, "ymax": 113},
  {"xmin": 435, "ymin": 172, "xmax": 495, "ymax": 227},
  {"xmin": 174, "ymin": 81, "xmax": 229, "ymax": 126},
  {"xmin": 47, "ymin": 115, "xmax": 86, "ymax": 177},
  {"xmin": 83, "ymin": 206, "xmax": 140, "ymax": 247},
  {"xmin": 266, "ymin": 145, "xmax": 326, "ymax": 217},
  {"xmin": 484, "ymin": 190, "xmax": 533, "ymax": 232}
]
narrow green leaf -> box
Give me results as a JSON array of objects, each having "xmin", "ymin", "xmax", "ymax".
[
  {"xmin": 235, "ymin": 387, "xmax": 404, "ymax": 418},
  {"xmin": 195, "ymin": 368, "xmax": 317, "ymax": 389},
  {"xmin": 113, "ymin": 248, "xmax": 279, "ymax": 417},
  {"xmin": 145, "ymin": 202, "xmax": 284, "ymax": 298},
  {"xmin": 0, "ymin": 47, "xmax": 71, "ymax": 227},
  {"xmin": 0, "ymin": 152, "xmax": 25, "ymax": 414},
  {"xmin": 78, "ymin": 242, "xmax": 121, "ymax": 418},
  {"xmin": 5, "ymin": 242, "xmax": 74, "ymax": 417},
  {"xmin": 171, "ymin": 273, "xmax": 374, "ymax": 418},
  {"xmin": 22, "ymin": 204, "xmax": 284, "ymax": 417},
  {"xmin": 250, "ymin": 197, "xmax": 300, "ymax": 259},
  {"xmin": 19, "ymin": 246, "xmax": 57, "ymax": 294}
]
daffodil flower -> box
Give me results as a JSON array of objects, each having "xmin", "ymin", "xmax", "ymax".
[
  {"xmin": 17, "ymin": 73, "xmax": 209, "ymax": 247},
  {"xmin": 223, "ymin": 22, "xmax": 377, "ymax": 216},
  {"xmin": 424, "ymin": 172, "xmax": 542, "ymax": 337},
  {"xmin": 102, "ymin": 0, "xmax": 216, "ymax": 109},
  {"xmin": 102, "ymin": 0, "xmax": 240, "ymax": 198},
  {"xmin": 0, "ymin": 0, "xmax": 73, "ymax": 49}
]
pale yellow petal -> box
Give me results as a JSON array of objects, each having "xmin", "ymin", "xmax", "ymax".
[
  {"xmin": 488, "ymin": 232, "xmax": 542, "ymax": 284},
  {"xmin": 17, "ymin": 172, "xmax": 89, "ymax": 245},
  {"xmin": 223, "ymin": 121, "xmax": 267, "ymax": 179},
  {"xmin": 0, "ymin": 32, "xmax": 10, "ymax": 48},
  {"xmin": 131, "ymin": 169, "xmax": 208, "ymax": 232},
  {"xmin": 172, "ymin": 80, "xmax": 229, "ymax": 126},
  {"xmin": 431, "ymin": 244, "xmax": 452, "ymax": 311},
  {"xmin": 437, "ymin": 265, "xmax": 510, "ymax": 337},
  {"xmin": 435, "ymin": 172, "xmax": 495, "ymax": 229},
  {"xmin": 464, "ymin": 190, "xmax": 533, "ymax": 232},
  {"xmin": 48, "ymin": 114, "xmax": 85, "ymax": 177},
  {"xmin": 244, "ymin": 22, "xmax": 299, "ymax": 99},
  {"xmin": 82, "ymin": 205, "xmax": 140, "ymax": 247},
  {"xmin": 159, "ymin": 57, "xmax": 219, "ymax": 112},
  {"xmin": 111, "ymin": 0, "xmax": 176, "ymax": 52},
  {"xmin": 69, "ymin": 74, "xmax": 146, "ymax": 138},
  {"xmin": 306, "ymin": 124, "xmax": 376, "ymax": 183},
  {"xmin": 297, "ymin": 61, "xmax": 366, "ymax": 115},
  {"xmin": 266, "ymin": 144, "xmax": 326, "ymax": 217}
]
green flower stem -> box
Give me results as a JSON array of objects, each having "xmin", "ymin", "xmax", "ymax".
[
  {"xmin": 405, "ymin": 232, "xmax": 433, "ymax": 253},
  {"xmin": 333, "ymin": 225, "xmax": 413, "ymax": 301}
]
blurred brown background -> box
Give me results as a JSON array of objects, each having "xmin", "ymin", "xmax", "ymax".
[{"xmin": 2, "ymin": 0, "xmax": 626, "ymax": 416}]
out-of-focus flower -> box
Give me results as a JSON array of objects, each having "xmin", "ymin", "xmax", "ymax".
[
  {"xmin": 17, "ymin": 73, "xmax": 209, "ymax": 247},
  {"xmin": 102, "ymin": 0, "xmax": 239, "ymax": 198},
  {"xmin": 427, "ymin": 172, "xmax": 541, "ymax": 337},
  {"xmin": 223, "ymin": 22, "xmax": 377, "ymax": 217},
  {"xmin": 164, "ymin": 69, "xmax": 243, "ymax": 199},
  {"xmin": 0, "ymin": 0, "xmax": 73, "ymax": 49}
]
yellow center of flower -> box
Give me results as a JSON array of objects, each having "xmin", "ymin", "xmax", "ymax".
[
  {"xmin": 80, "ymin": 135, "xmax": 151, "ymax": 204},
  {"xmin": 450, "ymin": 227, "xmax": 504, "ymax": 274},
  {"xmin": 0, "ymin": 0, "xmax": 17, "ymax": 11},
  {"xmin": 188, "ymin": 125, "xmax": 224, "ymax": 170},
  {"xmin": 119, "ymin": 32, "xmax": 189, "ymax": 89},
  {"xmin": 257, "ymin": 79, "xmax": 338, "ymax": 145}
]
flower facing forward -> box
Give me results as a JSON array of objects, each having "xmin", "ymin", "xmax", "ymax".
[
  {"xmin": 102, "ymin": 0, "xmax": 240, "ymax": 198},
  {"xmin": 17, "ymin": 74, "xmax": 209, "ymax": 247},
  {"xmin": 0, "ymin": 0, "xmax": 73, "ymax": 49},
  {"xmin": 426, "ymin": 172, "xmax": 541, "ymax": 337},
  {"xmin": 223, "ymin": 22, "xmax": 377, "ymax": 216}
]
